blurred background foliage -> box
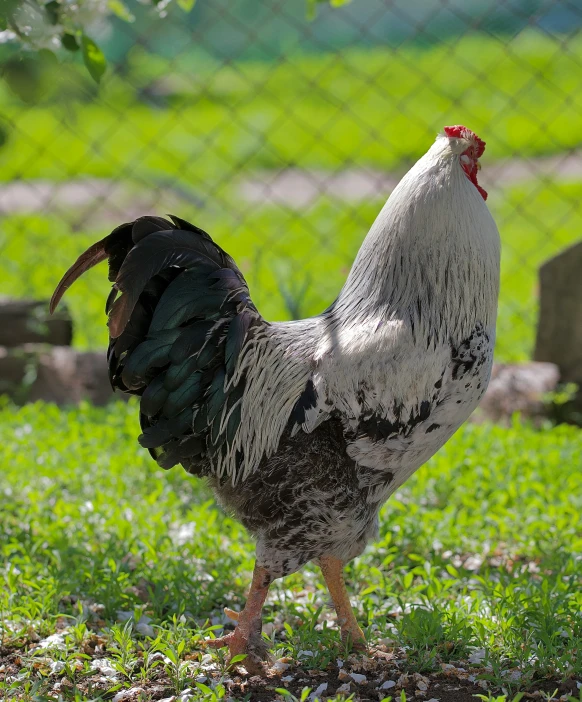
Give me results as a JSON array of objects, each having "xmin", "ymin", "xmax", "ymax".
[{"xmin": 0, "ymin": 0, "xmax": 581, "ymax": 360}]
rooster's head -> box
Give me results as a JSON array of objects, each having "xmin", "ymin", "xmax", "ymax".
[{"xmin": 442, "ymin": 124, "xmax": 487, "ymax": 201}]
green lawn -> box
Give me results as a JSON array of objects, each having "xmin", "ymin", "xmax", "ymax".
[{"xmin": 0, "ymin": 401, "xmax": 581, "ymax": 700}]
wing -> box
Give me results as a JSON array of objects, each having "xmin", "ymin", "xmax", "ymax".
[{"xmin": 51, "ymin": 215, "xmax": 315, "ymax": 484}]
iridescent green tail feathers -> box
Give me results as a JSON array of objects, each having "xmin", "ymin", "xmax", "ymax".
[{"xmin": 51, "ymin": 215, "xmax": 260, "ymax": 475}]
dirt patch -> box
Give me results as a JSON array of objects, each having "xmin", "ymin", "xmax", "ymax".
[
  {"xmin": 1, "ymin": 150, "xmax": 580, "ymax": 223},
  {"xmin": 0, "ymin": 179, "xmax": 200, "ymax": 224},
  {"xmin": 238, "ymin": 150, "xmax": 582, "ymax": 207},
  {"xmin": 1, "ymin": 640, "xmax": 580, "ymax": 701}
]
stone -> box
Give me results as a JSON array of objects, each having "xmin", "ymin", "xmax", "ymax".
[
  {"xmin": 0, "ymin": 298, "xmax": 72, "ymax": 347},
  {"xmin": 476, "ymin": 362, "xmax": 560, "ymax": 424},
  {"xmin": 0, "ymin": 345, "xmax": 121, "ymax": 405},
  {"xmin": 29, "ymin": 346, "xmax": 114, "ymax": 405},
  {"xmin": 535, "ymin": 241, "xmax": 582, "ymax": 415}
]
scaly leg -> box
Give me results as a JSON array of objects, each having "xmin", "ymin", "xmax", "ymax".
[
  {"xmin": 204, "ymin": 564, "xmax": 272, "ymax": 670},
  {"xmin": 319, "ymin": 555, "xmax": 366, "ymax": 650}
]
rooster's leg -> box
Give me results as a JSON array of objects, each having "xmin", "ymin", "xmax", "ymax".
[
  {"xmin": 320, "ymin": 555, "xmax": 366, "ymax": 650},
  {"xmin": 204, "ymin": 563, "xmax": 272, "ymax": 670}
]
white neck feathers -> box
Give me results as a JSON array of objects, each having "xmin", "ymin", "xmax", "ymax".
[{"xmin": 334, "ymin": 135, "xmax": 500, "ymax": 344}]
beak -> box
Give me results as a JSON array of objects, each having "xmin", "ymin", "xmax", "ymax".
[{"xmin": 476, "ymin": 160, "xmax": 481, "ymax": 171}]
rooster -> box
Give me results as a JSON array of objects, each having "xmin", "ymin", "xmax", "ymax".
[{"xmin": 51, "ymin": 125, "xmax": 500, "ymax": 668}]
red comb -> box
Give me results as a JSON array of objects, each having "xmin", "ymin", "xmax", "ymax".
[{"xmin": 443, "ymin": 125, "xmax": 485, "ymax": 158}]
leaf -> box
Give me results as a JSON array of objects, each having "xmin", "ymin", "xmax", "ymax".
[
  {"xmin": 305, "ymin": 0, "xmax": 317, "ymax": 20},
  {"xmin": 177, "ymin": 0, "xmax": 196, "ymax": 11},
  {"xmin": 37, "ymin": 49, "xmax": 58, "ymax": 67},
  {"xmin": 44, "ymin": 1, "xmax": 60, "ymax": 25},
  {"xmin": 81, "ymin": 35, "xmax": 107, "ymax": 84},
  {"xmin": 0, "ymin": 0, "xmax": 19, "ymax": 27},
  {"xmin": 108, "ymin": 0, "xmax": 135, "ymax": 21},
  {"xmin": 61, "ymin": 33, "xmax": 80, "ymax": 52}
]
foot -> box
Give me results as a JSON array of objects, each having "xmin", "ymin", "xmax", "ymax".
[
  {"xmin": 203, "ymin": 607, "xmax": 270, "ymax": 673},
  {"xmin": 202, "ymin": 565, "xmax": 273, "ymax": 673}
]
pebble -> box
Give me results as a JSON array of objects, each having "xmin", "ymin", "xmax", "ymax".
[
  {"xmin": 89, "ymin": 658, "xmax": 118, "ymax": 680},
  {"xmin": 113, "ymin": 690, "xmax": 144, "ymax": 702},
  {"xmin": 379, "ymin": 680, "xmax": 396, "ymax": 690},
  {"xmin": 350, "ymin": 672, "xmax": 367, "ymax": 684},
  {"xmin": 272, "ymin": 659, "xmax": 290, "ymax": 674},
  {"xmin": 37, "ymin": 633, "xmax": 67, "ymax": 650},
  {"xmin": 136, "ymin": 620, "xmax": 155, "ymax": 637},
  {"xmin": 468, "ymin": 648, "xmax": 486, "ymax": 664},
  {"xmin": 308, "ymin": 682, "xmax": 328, "ymax": 700},
  {"xmin": 298, "ymin": 650, "xmax": 314, "ymax": 658}
]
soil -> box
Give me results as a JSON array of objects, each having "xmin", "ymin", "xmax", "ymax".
[{"xmin": 1, "ymin": 641, "xmax": 579, "ymax": 701}]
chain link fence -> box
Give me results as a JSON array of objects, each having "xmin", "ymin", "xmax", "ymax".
[{"xmin": 1, "ymin": 0, "xmax": 581, "ymax": 360}]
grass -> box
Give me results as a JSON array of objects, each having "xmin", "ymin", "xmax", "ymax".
[
  {"xmin": 1, "ymin": 400, "xmax": 581, "ymax": 700},
  {"xmin": 2, "ymin": 31, "xmax": 582, "ymax": 182},
  {"xmin": 1, "ymin": 178, "xmax": 581, "ymax": 361}
]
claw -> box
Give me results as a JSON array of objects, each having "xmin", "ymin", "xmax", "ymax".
[{"xmin": 202, "ymin": 628, "xmax": 267, "ymax": 674}]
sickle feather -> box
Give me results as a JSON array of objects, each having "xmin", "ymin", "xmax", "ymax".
[{"xmin": 50, "ymin": 239, "xmax": 109, "ymax": 314}]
